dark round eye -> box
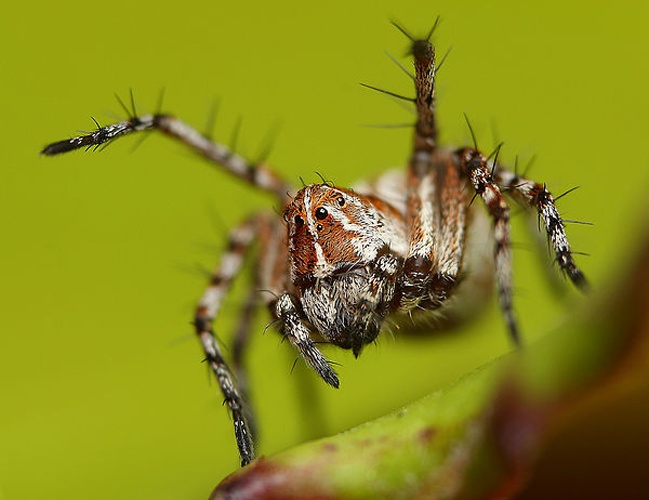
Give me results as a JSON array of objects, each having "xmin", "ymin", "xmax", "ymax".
[
  {"xmin": 315, "ymin": 207, "xmax": 328, "ymax": 220},
  {"xmin": 337, "ymin": 196, "xmax": 345, "ymax": 206},
  {"xmin": 294, "ymin": 215, "xmax": 304, "ymax": 228}
]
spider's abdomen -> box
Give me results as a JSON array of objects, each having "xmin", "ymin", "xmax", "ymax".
[{"xmin": 284, "ymin": 184, "xmax": 407, "ymax": 355}]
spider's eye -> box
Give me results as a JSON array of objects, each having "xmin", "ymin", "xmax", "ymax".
[
  {"xmin": 315, "ymin": 207, "xmax": 328, "ymax": 220},
  {"xmin": 294, "ymin": 215, "xmax": 304, "ymax": 227},
  {"xmin": 337, "ymin": 196, "xmax": 345, "ymax": 207}
]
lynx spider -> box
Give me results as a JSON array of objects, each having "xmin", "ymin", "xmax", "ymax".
[{"xmin": 41, "ymin": 22, "xmax": 587, "ymax": 467}]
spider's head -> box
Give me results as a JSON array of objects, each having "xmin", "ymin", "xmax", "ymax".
[{"xmin": 283, "ymin": 183, "xmax": 406, "ymax": 356}]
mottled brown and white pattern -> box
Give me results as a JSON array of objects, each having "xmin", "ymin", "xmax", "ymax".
[{"xmin": 40, "ymin": 22, "xmax": 588, "ymax": 467}]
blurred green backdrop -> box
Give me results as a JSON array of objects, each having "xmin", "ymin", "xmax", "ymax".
[{"xmin": 1, "ymin": 0, "xmax": 647, "ymax": 498}]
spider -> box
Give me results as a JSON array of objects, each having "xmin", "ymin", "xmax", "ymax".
[{"xmin": 41, "ymin": 22, "xmax": 587, "ymax": 468}]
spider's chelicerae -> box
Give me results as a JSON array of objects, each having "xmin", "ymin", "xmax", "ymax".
[{"xmin": 41, "ymin": 23, "xmax": 587, "ymax": 467}]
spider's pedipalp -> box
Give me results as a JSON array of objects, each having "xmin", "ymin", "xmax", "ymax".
[{"xmin": 275, "ymin": 293, "xmax": 340, "ymax": 387}]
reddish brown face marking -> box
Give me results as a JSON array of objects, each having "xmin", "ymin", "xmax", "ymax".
[
  {"xmin": 283, "ymin": 184, "xmax": 407, "ymax": 284},
  {"xmin": 284, "ymin": 186, "xmax": 353, "ymax": 280}
]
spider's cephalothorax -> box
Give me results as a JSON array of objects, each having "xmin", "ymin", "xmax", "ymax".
[
  {"xmin": 284, "ymin": 184, "xmax": 407, "ymax": 356},
  {"xmin": 41, "ymin": 22, "xmax": 588, "ymax": 468}
]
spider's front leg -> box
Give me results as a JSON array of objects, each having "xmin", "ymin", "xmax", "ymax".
[
  {"xmin": 40, "ymin": 103, "xmax": 293, "ymax": 201},
  {"xmin": 456, "ymin": 148, "xmax": 519, "ymax": 344},
  {"xmin": 40, "ymin": 97, "xmax": 302, "ymax": 467},
  {"xmin": 495, "ymin": 169, "xmax": 588, "ymax": 290},
  {"xmin": 400, "ymin": 33, "xmax": 468, "ymax": 310},
  {"xmin": 193, "ymin": 215, "xmax": 261, "ymax": 466},
  {"xmin": 455, "ymin": 150, "xmax": 590, "ymax": 344}
]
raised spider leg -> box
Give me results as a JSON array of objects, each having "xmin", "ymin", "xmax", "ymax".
[
  {"xmin": 400, "ymin": 34, "xmax": 468, "ymax": 310},
  {"xmin": 495, "ymin": 169, "xmax": 588, "ymax": 290},
  {"xmin": 40, "ymin": 109, "xmax": 293, "ymax": 201},
  {"xmin": 402, "ymin": 34, "xmax": 438, "ymax": 304},
  {"xmin": 193, "ymin": 215, "xmax": 260, "ymax": 466},
  {"xmin": 457, "ymin": 149, "xmax": 518, "ymax": 344}
]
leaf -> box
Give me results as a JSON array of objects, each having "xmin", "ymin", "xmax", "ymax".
[{"xmin": 210, "ymin": 231, "xmax": 649, "ymax": 499}]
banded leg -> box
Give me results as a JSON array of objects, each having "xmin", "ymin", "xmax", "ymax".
[
  {"xmin": 194, "ymin": 216, "xmax": 259, "ymax": 466},
  {"xmin": 274, "ymin": 294, "xmax": 340, "ymax": 388},
  {"xmin": 230, "ymin": 276, "xmax": 261, "ymax": 441},
  {"xmin": 40, "ymin": 111, "xmax": 293, "ymax": 201},
  {"xmin": 367, "ymin": 26, "xmax": 439, "ymax": 285},
  {"xmin": 457, "ymin": 148, "xmax": 518, "ymax": 344},
  {"xmin": 410, "ymin": 30, "xmax": 439, "ymax": 153},
  {"xmin": 405, "ymin": 33, "xmax": 438, "ymax": 238},
  {"xmin": 402, "ymin": 33, "xmax": 438, "ymax": 303},
  {"xmin": 401, "ymin": 35, "xmax": 468, "ymax": 309},
  {"xmin": 495, "ymin": 169, "xmax": 588, "ymax": 290}
]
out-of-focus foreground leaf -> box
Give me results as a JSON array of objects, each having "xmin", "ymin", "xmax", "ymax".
[{"xmin": 211, "ymin": 228, "xmax": 649, "ymax": 499}]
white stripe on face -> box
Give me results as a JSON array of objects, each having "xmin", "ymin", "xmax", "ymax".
[{"xmin": 303, "ymin": 187, "xmax": 334, "ymax": 277}]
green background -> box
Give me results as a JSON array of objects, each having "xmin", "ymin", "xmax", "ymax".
[{"xmin": 1, "ymin": 0, "xmax": 647, "ymax": 498}]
